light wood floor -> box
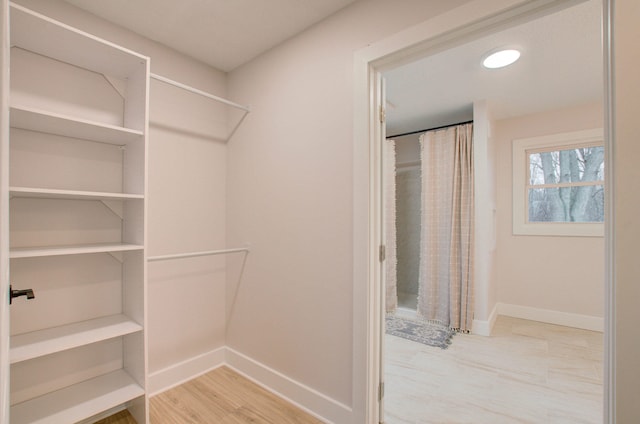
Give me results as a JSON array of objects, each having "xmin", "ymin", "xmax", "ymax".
[
  {"xmin": 385, "ymin": 315, "xmax": 604, "ymax": 423},
  {"xmin": 96, "ymin": 366, "xmax": 322, "ymax": 424}
]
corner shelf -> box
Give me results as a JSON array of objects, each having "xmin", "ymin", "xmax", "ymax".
[
  {"xmin": 10, "ymin": 370, "xmax": 145, "ymax": 424},
  {"xmin": 10, "ymin": 105, "xmax": 143, "ymax": 146},
  {"xmin": 10, "ymin": 243, "xmax": 144, "ymax": 259},
  {"xmin": 10, "ymin": 187, "xmax": 144, "ymax": 201},
  {"xmin": 10, "ymin": 314, "xmax": 143, "ymax": 364}
]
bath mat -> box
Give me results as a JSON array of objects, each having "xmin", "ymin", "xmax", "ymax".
[{"xmin": 386, "ymin": 314, "xmax": 455, "ymax": 349}]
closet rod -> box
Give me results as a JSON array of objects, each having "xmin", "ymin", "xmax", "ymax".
[
  {"xmin": 386, "ymin": 119, "xmax": 473, "ymax": 139},
  {"xmin": 150, "ymin": 73, "xmax": 251, "ymax": 112},
  {"xmin": 147, "ymin": 247, "xmax": 249, "ymax": 262}
]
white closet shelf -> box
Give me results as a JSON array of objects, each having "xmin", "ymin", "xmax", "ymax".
[
  {"xmin": 10, "ymin": 369, "xmax": 144, "ymax": 424},
  {"xmin": 10, "ymin": 3, "xmax": 147, "ymax": 79},
  {"xmin": 10, "ymin": 105, "xmax": 144, "ymax": 146},
  {"xmin": 10, "ymin": 314, "xmax": 143, "ymax": 364},
  {"xmin": 10, "ymin": 187, "xmax": 144, "ymax": 201},
  {"xmin": 10, "ymin": 243, "xmax": 144, "ymax": 259}
]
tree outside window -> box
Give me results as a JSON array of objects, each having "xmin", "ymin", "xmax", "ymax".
[
  {"xmin": 513, "ymin": 129, "xmax": 604, "ymax": 237},
  {"xmin": 527, "ymin": 145, "xmax": 604, "ymax": 223}
]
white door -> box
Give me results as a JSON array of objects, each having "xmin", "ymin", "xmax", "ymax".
[{"xmin": 0, "ymin": 0, "xmax": 11, "ymax": 421}]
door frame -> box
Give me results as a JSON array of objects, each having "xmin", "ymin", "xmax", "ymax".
[
  {"xmin": 0, "ymin": 0, "xmax": 10, "ymax": 421},
  {"xmin": 352, "ymin": 0, "xmax": 613, "ymax": 422}
]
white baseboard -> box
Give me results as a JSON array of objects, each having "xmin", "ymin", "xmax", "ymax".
[
  {"xmin": 147, "ymin": 346, "xmax": 351, "ymax": 424},
  {"xmin": 225, "ymin": 347, "xmax": 352, "ymax": 424},
  {"xmin": 148, "ymin": 346, "xmax": 226, "ymax": 396},
  {"xmin": 497, "ymin": 303, "xmax": 604, "ymax": 332},
  {"xmin": 472, "ymin": 303, "xmax": 498, "ymax": 336}
]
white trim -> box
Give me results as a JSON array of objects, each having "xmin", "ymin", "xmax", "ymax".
[
  {"xmin": 146, "ymin": 347, "xmax": 352, "ymax": 423},
  {"xmin": 602, "ymin": 0, "xmax": 615, "ymax": 421},
  {"xmin": 472, "ymin": 304, "xmax": 499, "ymax": 336},
  {"xmin": 497, "ymin": 302, "xmax": 604, "ymax": 332},
  {"xmin": 147, "ymin": 347, "xmax": 225, "ymax": 396},
  {"xmin": 0, "ymin": 0, "xmax": 9, "ymax": 421},
  {"xmin": 225, "ymin": 347, "xmax": 352, "ymax": 424},
  {"xmin": 512, "ymin": 128, "xmax": 605, "ymax": 237}
]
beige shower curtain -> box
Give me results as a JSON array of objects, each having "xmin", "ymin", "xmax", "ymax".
[
  {"xmin": 418, "ymin": 123, "xmax": 474, "ymax": 331},
  {"xmin": 384, "ymin": 139, "xmax": 398, "ymax": 313}
]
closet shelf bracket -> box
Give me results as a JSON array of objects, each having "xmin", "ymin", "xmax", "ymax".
[{"xmin": 100, "ymin": 199, "xmax": 124, "ymax": 219}]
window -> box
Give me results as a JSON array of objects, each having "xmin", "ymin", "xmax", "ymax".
[{"xmin": 513, "ymin": 128, "xmax": 604, "ymax": 236}]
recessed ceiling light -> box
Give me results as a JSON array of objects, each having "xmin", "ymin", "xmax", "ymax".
[{"xmin": 482, "ymin": 49, "xmax": 521, "ymax": 69}]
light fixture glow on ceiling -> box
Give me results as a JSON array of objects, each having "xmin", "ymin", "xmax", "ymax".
[{"xmin": 482, "ymin": 49, "xmax": 521, "ymax": 69}]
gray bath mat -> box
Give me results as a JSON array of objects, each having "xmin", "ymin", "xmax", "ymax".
[{"xmin": 386, "ymin": 314, "xmax": 455, "ymax": 349}]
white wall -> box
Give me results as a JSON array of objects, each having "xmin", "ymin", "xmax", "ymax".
[
  {"xmin": 473, "ymin": 100, "xmax": 498, "ymax": 334},
  {"xmin": 13, "ymin": 0, "xmax": 230, "ymax": 386},
  {"xmin": 226, "ymin": 0, "xmax": 471, "ymax": 416},
  {"xmin": 494, "ymin": 101, "xmax": 604, "ymax": 323}
]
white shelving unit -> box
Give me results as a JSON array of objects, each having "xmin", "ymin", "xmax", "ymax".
[
  {"xmin": 10, "ymin": 370, "xmax": 145, "ymax": 424},
  {"xmin": 9, "ymin": 243, "xmax": 145, "ymax": 259},
  {"xmin": 9, "ymin": 105, "xmax": 144, "ymax": 146},
  {"xmin": 10, "ymin": 314, "xmax": 143, "ymax": 364},
  {"xmin": 5, "ymin": 3, "xmax": 149, "ymax": 423},
  {"xmin": 10, "ymin": 186, "xmax": 144, "ymax": 201}
]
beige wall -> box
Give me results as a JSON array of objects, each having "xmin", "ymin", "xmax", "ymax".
[
  {"xmin": 612, "ymin": 0, "xmax": 640, "ymax": 420},
  {"xmin": 494, "ymin": 101, "xmax": 604, "ymax": 318},
  {"xmin": 14, "ymin": 0, "xmax": 230, "ymax": 377},
  {"xmin": 226, "ymin": 0, "xmax": 470, "ymax": 408}
]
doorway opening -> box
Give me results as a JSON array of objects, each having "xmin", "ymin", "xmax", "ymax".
[{"xmin": 354, "ymin": 0, "xmax": 612, "ymax": 422}]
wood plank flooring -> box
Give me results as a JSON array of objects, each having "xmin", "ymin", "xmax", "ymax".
[
  {"xmin": 385, "ymin": 315, "xmax": 604, "ymax": 423},
  {"xmin": 97, "ymin": 366, "xmax": 322, "ymax": 424},
  {"xmin": 95, "ymin": 410, "xmax": 137, "ymax": 424}
]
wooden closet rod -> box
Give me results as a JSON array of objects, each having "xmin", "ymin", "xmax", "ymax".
[
  {"xmin": 147, "ymin": 247, "xmax": 249, "ymax": 262},
  {"xmin": 150, "ymin": 73, "xmax": 251, "ymax": 112}
]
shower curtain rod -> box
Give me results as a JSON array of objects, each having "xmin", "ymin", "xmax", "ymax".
[{"xmin": 386, "ymin": 119, "xmax": 473, "ymax": 139}]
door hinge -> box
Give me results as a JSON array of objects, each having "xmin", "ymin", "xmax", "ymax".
[
  {"xmin": 378, "ymin": 381, "xmax": 385, "ymax": 401},
  {"xmin": 379, "ymin": 245, "xmax": 386, "ymax": 262},
  {"xmin": 379, "ymin": 105, "xmax": 386, "ymax": 123}
]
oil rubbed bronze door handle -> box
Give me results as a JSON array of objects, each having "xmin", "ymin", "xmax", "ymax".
[{"xmin": 9, "ymin": 285, "xmax": 35, "ymax": 304}]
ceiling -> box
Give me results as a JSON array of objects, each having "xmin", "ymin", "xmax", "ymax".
[
  {"xmin": 62, "ymin": 0, "xmax": 602, "ymax": 135},
  {"xmin": 63, "ymin": 0, "xmax": 357, "ymax": 72},
  {"xmin": 384, "ymin": 0, "xmax": 603, "ymax": 136}
]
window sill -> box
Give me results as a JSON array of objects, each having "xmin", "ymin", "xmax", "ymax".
[{"xmin": 513, "ymin": 221, "xmax": 604, "ymax": 237}]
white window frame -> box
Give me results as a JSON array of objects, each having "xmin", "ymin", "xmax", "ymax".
[{"xmin": 512, "ymin": 128, "xmax": 604, "ymax": 237}]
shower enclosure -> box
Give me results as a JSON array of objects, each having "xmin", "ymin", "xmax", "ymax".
[{"xmin": 394, "ymin": 141, "xmax": 421, "ymax": 312}]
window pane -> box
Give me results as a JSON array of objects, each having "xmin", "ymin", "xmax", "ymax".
[
  {"xmin": 528, "ymin": 184, "xmax": 604, "ymax": 222},
  {"xmin": 528, "ymin": 146, "xmax": 604, "ymax": 185}
]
